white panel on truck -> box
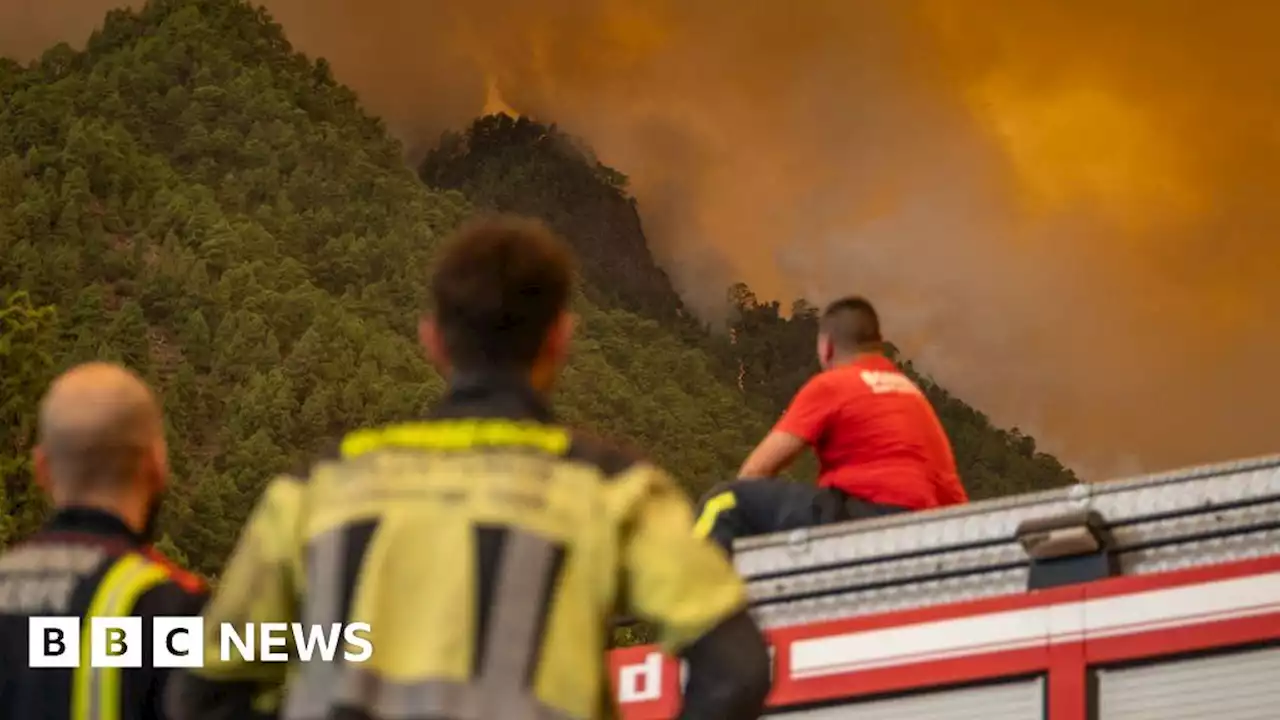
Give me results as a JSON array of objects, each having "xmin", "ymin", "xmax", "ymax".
[
  {"xmin": 1097, "ymin": 645, "xmax": 1280, "ymax": 720},
  {"xmin": 768, "ymin": 677, "xmax": 1044, "ymax": 719}
]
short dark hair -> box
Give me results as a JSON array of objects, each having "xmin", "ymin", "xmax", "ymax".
[
  {"xmin": 430, "ymin": 215, "xmax": 576, "ymax": 369},
  {"xmin": 820, "ymin": 296, "xmax": 882, "ymax": 352}
]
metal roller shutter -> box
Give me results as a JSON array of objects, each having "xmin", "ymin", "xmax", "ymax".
[
  {"xmin": 1097, "ymin": 645, "xmax": 1280, "ymax": 720},
  {"xmin": 769, "ymin": 677, "xmax": 1044, "ymax": 719}
]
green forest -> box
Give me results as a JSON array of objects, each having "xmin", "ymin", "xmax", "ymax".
[{"xmin": 0, "ymin": 0, "xmax": 1076, "ymax": 602}]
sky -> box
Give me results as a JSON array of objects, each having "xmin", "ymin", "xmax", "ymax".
[{"xmin": 4, "ymin": 0, "xmax": 1279, "ymax": 478}]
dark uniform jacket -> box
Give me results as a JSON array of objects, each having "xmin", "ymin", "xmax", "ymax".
[
  {"xmin": 0, "ymin": 507, "xmax": 208, "ymax": 720},
  {"xmin": 167, "ymin": 372, "xmax": 771, "ymax": 720}
]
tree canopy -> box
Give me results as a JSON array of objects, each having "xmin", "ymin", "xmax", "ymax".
[{"xmin": 1, "ymin": 0, "xmax": 1075, "ymax": 644}]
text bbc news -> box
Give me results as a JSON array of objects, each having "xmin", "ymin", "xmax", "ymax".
[{"xmin": 27, "ymin": 617, "xmax": 373, "ymax": 668}]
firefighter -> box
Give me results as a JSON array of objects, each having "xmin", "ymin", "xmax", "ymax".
[
  {"xmin": 167, "ymin": 216, "xmax": 772, "ymax": 720},
  {"xmin": 0, "ymin": 362, "xmax": 208, "ymax": 720},
  {"xmin": 695, "ymin": 296, "xmax": 969, "ymax": 556}
]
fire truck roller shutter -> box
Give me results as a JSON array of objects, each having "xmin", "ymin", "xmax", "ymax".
[
  {"xmin": 763, "ymin": 677, "xmax": 1044, "ymax": 719},
  {"xmin": 1097, "ymin": 644, "xmax": 1280, "ymax": 720}
]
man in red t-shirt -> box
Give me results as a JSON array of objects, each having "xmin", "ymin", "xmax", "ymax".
[{"xmin": 694, "ymin": 296, "xmax": 969, "ymax": 555}]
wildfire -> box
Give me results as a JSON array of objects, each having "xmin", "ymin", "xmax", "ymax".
[{"xmin": 483, "ymin": 76, "xmax": 520, "ymax": 118}]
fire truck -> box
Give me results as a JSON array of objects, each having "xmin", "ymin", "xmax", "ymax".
[{"xmin": 609, "ymin": 454, "xmax": 1280, "ymax": 719}]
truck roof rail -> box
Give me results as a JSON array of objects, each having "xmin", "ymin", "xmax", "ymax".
[{"xmin": 736, "ymin": 454, "xmax": 1280, "ymax": 628}]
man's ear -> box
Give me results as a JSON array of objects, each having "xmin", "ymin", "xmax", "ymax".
[
  {"xmin": 546, "ymin": 312, "xmax": 576, "ymax": 365},
  {"xmin": 32, "ymin": 446, "xmax": 52, "ymax": 495},
  {"xmin": 817, "ymin": 334, "xmax": 834, "ymax": 366},
  {"xmin": 419, "ymin": 316, "xmax": 451, "ymax": 374},
  {"xmin": 147, "ymin": 436, "xmax": 169, "ymax": 492}
]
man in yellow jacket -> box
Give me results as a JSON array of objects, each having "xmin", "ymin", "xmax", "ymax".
[{"xmin": 167, "ymin": 216, "xmax": 772, "ymax": 720}]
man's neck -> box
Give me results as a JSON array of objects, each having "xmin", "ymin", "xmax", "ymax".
[
  {"xmin": 829, "ymin": 347, "xmax": 883, "ymax": 368},
  {"xmin": 449, "ymin": 365, "xmax": 552, "ymax": 395},
  {"xmin": 57, "ymin": 495, "xmax": 147, "ymax": 535}
]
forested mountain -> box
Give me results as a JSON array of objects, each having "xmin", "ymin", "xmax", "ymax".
[{"xmin": 0, "ymin": 0, "xmax": 1074, "ymax": 590}]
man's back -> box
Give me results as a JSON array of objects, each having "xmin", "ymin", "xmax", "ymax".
[
  {"xmin": 781, "ymin": 354, "xmax": 965, "ymax": 509},
  {"xmin": 0, "ymin": 509, "xmax": 207, "ymax": 720},
  {"xmin": 175, "ymin": 373, "xmax": 758, "ymax": 720}
]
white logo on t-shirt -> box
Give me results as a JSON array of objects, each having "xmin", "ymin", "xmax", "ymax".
[{"xmin": 860, "ymin": 370, "xmax": 923, "ymax": 396}]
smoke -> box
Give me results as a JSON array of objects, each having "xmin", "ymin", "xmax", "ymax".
[{"xmin": 5, "ymin": 0, "xmax": 1280, "ymax": 477}]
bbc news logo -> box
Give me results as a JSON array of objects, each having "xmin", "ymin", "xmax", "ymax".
[{"xmin": 28, "ymin": 617, "xmax": 373, "ymax": 668}]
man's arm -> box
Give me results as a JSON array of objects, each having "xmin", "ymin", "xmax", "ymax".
[
  {"xmin": 739, "ymin": 376, "xmax": 833, "ymax": 478},
  {"xmin": 617, "ymin": 464, "xmax": 771, "ymax": 718},
  {"xmin": 165, "ymin": 476, "xmax": 304, "ymax": 720},
  {"xmin": 738, "ymin": 432, "xmax": 808, "ymax": 479}
]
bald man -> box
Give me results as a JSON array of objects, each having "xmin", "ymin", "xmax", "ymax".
[{"xmin": 0, "ymin": 362, "xmax": 207, "ymax": 720}]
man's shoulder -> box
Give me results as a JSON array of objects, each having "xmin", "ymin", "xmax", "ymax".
[
  {"xmin": 99, "ymin": 548, "xmax": 209, "ymax": 617},
  {"xmin": 562, "ymin": 428, "xmax": 649, "ymax": 478},
  {"xmin": 125, "ymin": 551, "xmax": 209, "ymax": 619},
  {"xmin": 139, "ymin": 548, "xmax": 208, "ymax": 597}
]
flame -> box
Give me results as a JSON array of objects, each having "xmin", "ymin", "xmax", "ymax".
[{"xmin": 483, "ymin": 76, "xmax": 519, "ymax": 117}]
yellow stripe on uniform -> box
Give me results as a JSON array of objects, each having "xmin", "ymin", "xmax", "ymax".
[
  {"xmin": 72, "ymin": 553, "xmax": 172, "ymax": 720},
  {"xmin": 341, "ymin": 419, "xmax": 570, "ymax": 459},
  {"xmin": 693, "ymin": 492, "xmax": 737, "ymax": 539}
]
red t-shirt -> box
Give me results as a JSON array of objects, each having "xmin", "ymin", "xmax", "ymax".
[{"xmin": 774, "ymin": 355, "xmax": 968, "ymax": 510}]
